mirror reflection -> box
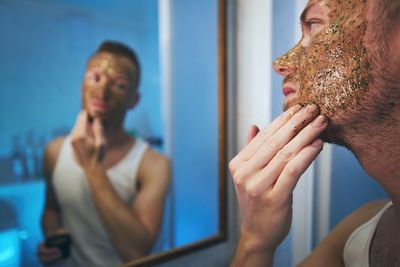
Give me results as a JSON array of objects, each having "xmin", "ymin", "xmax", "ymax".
[
  {"xmin": 0, "ymin": 0, "xmax": 220, "ymax": 266},
  {"xmin": 36, "ymin": 40, "xmax": 171, "ymax": 267}
]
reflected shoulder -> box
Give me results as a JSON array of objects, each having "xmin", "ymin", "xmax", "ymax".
[
  {"xmin": 139, "ymin": 148, "xmax": 171, "ymax": 185},
  {"xmin": 43, "ymin": 137, "xmax": 66, "ymax": 180},
  {"xmin": 143, "ymin": 148, "xmax": 171, "ymax": 170},
  {"xmin": 298, "ymin": 199, "xmax": 389, "ymax": 267},
  {"xmin": 46, "ymin": 137, "xmax": 65, "ymax": 155}
]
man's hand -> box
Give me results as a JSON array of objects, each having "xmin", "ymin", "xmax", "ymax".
[
  {"xmin": 71, "ymin": 111, "xmax": 106, "ymax": 171},
  {"xmin": 229, "ymin": 104, "xmax": 327, "ymax": 266},
  {"xmin": 37, "ymin": 228, "xmax": 68, "ymax": 266},
  {"xmin": 37, "ymin": 242, "xmax": 63, "ymax": 266}
]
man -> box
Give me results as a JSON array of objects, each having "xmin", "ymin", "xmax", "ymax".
[
  {"xmin": 37, "ymin": 41, "xmax": 171, "ymax": 266},
  {"xmin": 230, "ymin": 0, "xmax": 400, "ymax": 266}
]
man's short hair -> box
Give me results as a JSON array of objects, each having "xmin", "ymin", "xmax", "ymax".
[{"xmin": 95, "ymin": 40, "xmax": 141, "ymax": 90}]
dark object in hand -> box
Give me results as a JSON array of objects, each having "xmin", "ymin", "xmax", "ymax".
[{"xmin": 45, "ymin": 233, "xmax": 71, "ymax": 259}]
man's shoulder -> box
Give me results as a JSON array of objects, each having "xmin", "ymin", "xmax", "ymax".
[
  {"xmin": 298, "ymin": 199, "xmax": 389, "ymax": 266},
  {"xmin": 43, "ymin": 136, "xmax": 68, "ymax": 180},
  {"xmin": 45, "ymin": 137, "xmax": 66, "ymax": 158},
  {"xmin": 141, "ymin": 148, "xmax": 170, "ymax": 170},
  {"xmin": 344, "ymin": 199, "xmax": 389, "ymax": 227},
  {"xmin": 138, "ymin": 147, "xmax": 171, "ymax": 184},
  {"xmin": 330, "ymin": 199, "xmax": 389, "ymax": 244}
]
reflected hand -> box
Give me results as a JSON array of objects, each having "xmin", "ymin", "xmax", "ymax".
[
  {"xmin": 37, "ymin": 228, "xmax": 68, "ymax": 265},
  {"xmin": 71, "ymin": 111, "xmax": 107, "ymax": 172},
  {"xmin": 37, "ymin": 242, "xmax": 63, "ymax": 266},
  {"xmin": 229, "ymin": 104, "xmax": 327, "ymax": 253}
]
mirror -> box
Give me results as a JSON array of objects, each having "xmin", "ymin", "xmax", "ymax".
[{"xmin": 0, "ymin": 0, "xmax": 227, "ymax": 266}]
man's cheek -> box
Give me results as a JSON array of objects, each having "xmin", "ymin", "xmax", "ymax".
[{"xmin": 82, "ymin": 88, "xmax": 94, "ymax": 114}]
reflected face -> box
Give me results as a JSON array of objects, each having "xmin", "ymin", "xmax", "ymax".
[
  {"xmin": 82, "ymin": 52, "xmax": 138, "ymax": 122},
  {"xmin": 274, "ymin": 0, "xmax": 371, "ymax": 119}
]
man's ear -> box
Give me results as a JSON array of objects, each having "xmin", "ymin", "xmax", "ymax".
[{"xmin": 128, "ymin": 91, "xmax": 140, "ymax": 109}]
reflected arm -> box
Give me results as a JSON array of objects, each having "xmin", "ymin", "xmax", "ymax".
[{"xmin": 86, "ymin": 149, "xmax": 171, "ymax": 262}]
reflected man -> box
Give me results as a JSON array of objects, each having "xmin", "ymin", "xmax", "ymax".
[
  {"xmin": 230, "ymin": 0, "xmax": 400, "ymax": 266},
  {"xmin": 37, "ymin": 41, "xmax": 171, "ymax": 266}
]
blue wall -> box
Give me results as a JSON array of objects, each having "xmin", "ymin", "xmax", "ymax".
[
  {"xmin": 170, "ymin": 0, "xmax": 219, "ymax": 247},
  {"xmin": 329, "ymin": 146, "xmax": 387, "ymax": 228}
]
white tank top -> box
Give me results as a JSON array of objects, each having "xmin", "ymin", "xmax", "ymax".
[
  {"xmin": 343, "ymin": 201, "xmax": 393, "ymax": 267},
  {"xmin": 52, "ymin": 136, "xmax": 148, "ymax": 267}
]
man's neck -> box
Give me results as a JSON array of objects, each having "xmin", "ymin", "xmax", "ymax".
[
  {"xmin": 347, "ymin": 121, "xmax": 400, "ymax": 206},
  {"xmin": 101, "ymin": 122, "xmax": 132, "ymax": 149}
]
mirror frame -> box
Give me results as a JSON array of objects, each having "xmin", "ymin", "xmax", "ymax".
[{"xmin": 126, "ymin": 0, "xmax": 227, "ymax": 265}]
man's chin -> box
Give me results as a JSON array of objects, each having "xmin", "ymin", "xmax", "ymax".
[
  {"xmin": 87, "ymin": 110, "xmax": 109, "ymax": 123},
  {"xmin": 283, "ymin": 99, "xmax": 347, "ymax": 145},
  {"xmin": 283, "ymin": 98, "xmax": 309, "ymax": 111}
]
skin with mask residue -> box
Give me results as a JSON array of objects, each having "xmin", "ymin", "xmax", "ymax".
[
  {"xmin": 230, "ymin": 0, "xmax": 400, "ymax": 266},
  {"xmin": 274, "ymin": 0, "xmax": 371, "ymax": 118},
  {"xmin": 82, "ymin": 53, "xmax": 138, "ymax": 123}
]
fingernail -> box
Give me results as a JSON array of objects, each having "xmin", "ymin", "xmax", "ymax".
[
  {"xmin": 312, "ymin": 115, "xmax": 328, "ymax": 128},
  {"xmin": 287, "ymin": 104, "xmax": 302, "ymax": 116},
  {"xmin": 292, "ymin": 104, "xmax": 302, "ymax": 112},
  {"xmin": 311, "ymin": 139, "xmax": 323, "ymax": 147},
  {"xmin": 306, "ymin": 104, "xmax": 319, "ymax": 115}
]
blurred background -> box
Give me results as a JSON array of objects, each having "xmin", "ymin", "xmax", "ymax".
[
  {"xmin": 0, "ymin": 0, "xmax": 219, "ymax": 266},
  {"xmin": 0, "ymin": 1, "xmax": 162, "ymax": 266}
]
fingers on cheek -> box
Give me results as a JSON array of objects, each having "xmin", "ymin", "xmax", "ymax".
[
  {"xmin": 272, "ymin": 104, "xmax": 302, "ymax": 130},
  {"xmin": 273, "ymin": 140, "xmax": 323, "ymax": 197},
  {"xmin": 71, "ymin": 138, "xmax": 85, "ymax": 149}
]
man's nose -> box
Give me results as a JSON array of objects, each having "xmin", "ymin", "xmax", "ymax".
[
  {"xmin": 272, "ymin": 60, "xmax": 297, "ymax": 77},
  {"xmin": 96, "ymin": 77, "xmax": 112, "ymax": 99},
  {"xmin": 272, "ymin": 46, "xmax": 300, "ymax": 78}
]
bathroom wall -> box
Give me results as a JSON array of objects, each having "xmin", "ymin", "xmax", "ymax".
[{"xmin": 329, "ymin": 146, "xmax": 387, "ymax": 228}]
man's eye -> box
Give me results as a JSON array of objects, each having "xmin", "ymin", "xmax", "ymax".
[
  {"xmin": 86, "ymin": 73, "xmax": 101, "ymax": 83},
  {"xmin": 306, "ymin": 19, "xmax": 323, "ymax": 33},
  {"xmin": 93, "ymin": 73, "xmax": 101, "ymax": 82},
  {"xmin": 116, "ymin": 83, "xmax": 128, "ymax": 90}
]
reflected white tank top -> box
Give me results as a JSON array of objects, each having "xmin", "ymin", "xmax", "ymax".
[
  {"xmin": 53, "ymin": 136, "xmax": 148, "ymax": 267},
  {"xmin": 343, "ymin": 202, "xmax": 392, "ymax": 267}
]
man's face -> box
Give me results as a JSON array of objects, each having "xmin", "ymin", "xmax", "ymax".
[
  {"xmin": 82, "ymin": 52, "xmax": 138, "ymax": 123},
  {"xmin": 274, "ymin": 0, "xmax": 371, "ymax": 120}
]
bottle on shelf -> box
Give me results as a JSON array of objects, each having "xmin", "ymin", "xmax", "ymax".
[
  {"xmin": 34, "ymin": 134, "xmax": 46, "ymax": 179},
  {"xmin": 24, "ymin": 131, "xmax": 36, "ymax": 180},
  {"xmin": 11, "ymin": 135, "xmax": 24, "ymax": 181}
]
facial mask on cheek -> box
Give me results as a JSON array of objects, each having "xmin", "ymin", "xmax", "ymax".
[{"xmin": 278, "ymin": 0, "xmax": 371, "ymax": 118}]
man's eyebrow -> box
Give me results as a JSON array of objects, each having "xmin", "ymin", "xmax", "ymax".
[{"xmin": 300, "ymin": 2, "xmax": 317, "ymax": 23}]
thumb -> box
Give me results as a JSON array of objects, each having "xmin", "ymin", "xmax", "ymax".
[{"xmin": 246, "ymin": 125, "xmax": 260, "ymax": 144}]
